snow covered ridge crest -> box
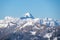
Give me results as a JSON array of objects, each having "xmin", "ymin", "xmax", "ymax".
[
  {"xmin": 0, "ymin": 13, "xmax": 60, "ymax": 40},
  {"xmin": 0, "ymin": 13, "xmax": 60, "ymax": 28}
]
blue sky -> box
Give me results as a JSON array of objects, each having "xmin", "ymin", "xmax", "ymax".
[{"xmin": 0, "ymin": 0, "xmax": 60, "ymax": 19}]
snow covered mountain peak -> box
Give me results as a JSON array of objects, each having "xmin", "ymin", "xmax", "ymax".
[
  {"xmin": 4, "ymin": 16, "xmax": 14, "ymax": 20},
  {"xmin": 24, "ymin": 12, "xmax": 31, "ymax": 17},
  {"xmin": 0, "ymin": 13, "xmax": 60, "ymax": 40},
  {"xmin": 24, "ymin": 12, "xmax": 34, "ymax": 18},
  {"xmin": 0, "ymin": 13, "xmax": 60, "ymax": 28},
  {"xmin": 20, "ymin": 12, "xmax": 34, "ymax": 19}
]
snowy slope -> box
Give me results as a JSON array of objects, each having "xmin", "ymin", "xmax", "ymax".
[{"xmin": 0, "ymin": 13, "xmax": 60, "ymax": 40}]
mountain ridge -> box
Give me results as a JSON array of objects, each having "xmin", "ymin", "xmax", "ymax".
[{"xmin": 0, "ymin": 13, "xmax": 60, "ymax": 40}]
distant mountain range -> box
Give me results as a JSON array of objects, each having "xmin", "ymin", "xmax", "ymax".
[
  {"xmin": 0, "ymin": 13, "xmax": 60, "ymax": 40},
  {"xmin": 0, "ymin": 13, "xmax": 60, "ymax": 28}
]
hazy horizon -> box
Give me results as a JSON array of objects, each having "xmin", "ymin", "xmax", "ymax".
[{"xmin": 0, "ymin": 0, "xmax": 60, "ymax": 19}]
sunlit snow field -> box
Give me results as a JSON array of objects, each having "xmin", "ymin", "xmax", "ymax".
[{"xmin": 0, "ymin": 13, "xmax": 60, "ymax": 40}]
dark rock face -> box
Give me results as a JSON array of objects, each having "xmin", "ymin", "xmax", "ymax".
[
  {"xmin": 1, "ymin": 32, "xmax": 47, "ymax": 40},
  {"xmin": 0, "ymin": 26, "xmax": 60, "ymax": 40}
]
